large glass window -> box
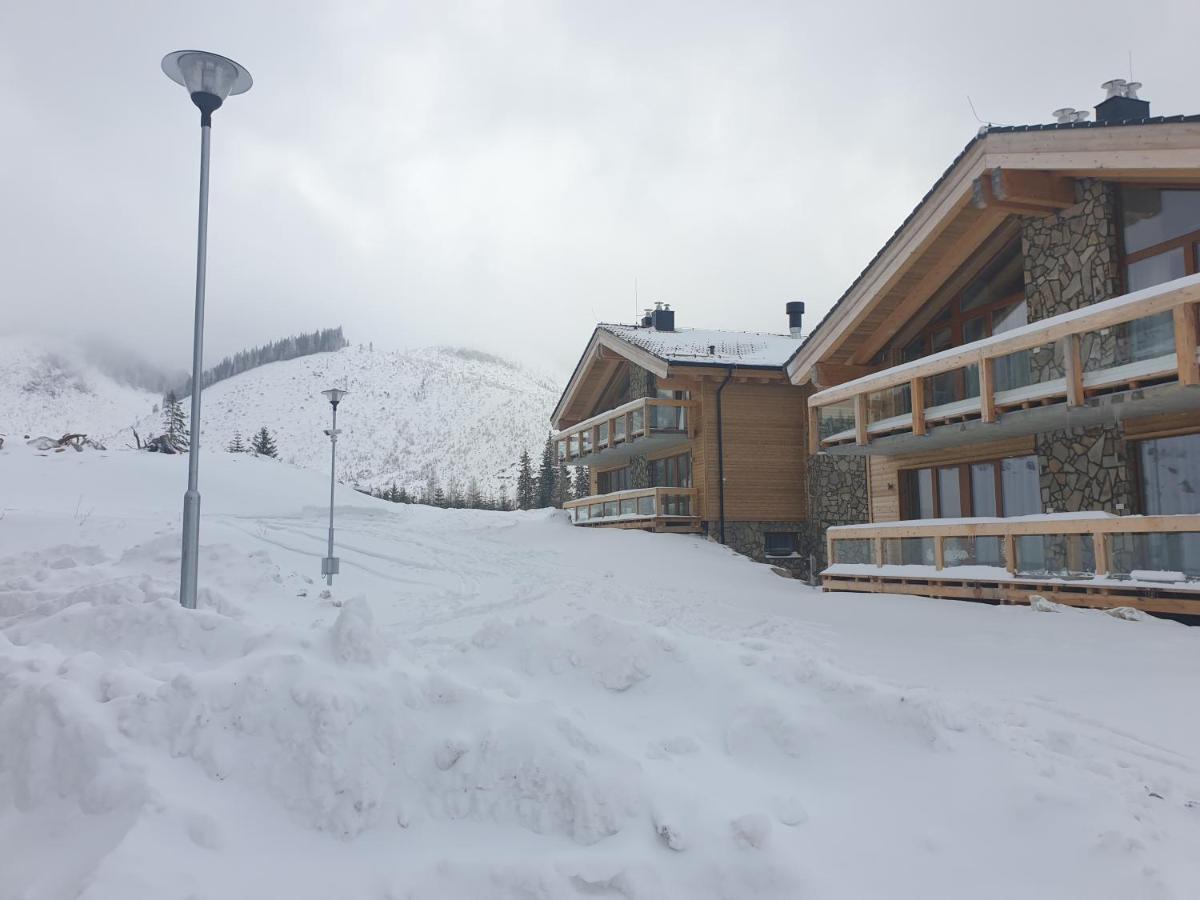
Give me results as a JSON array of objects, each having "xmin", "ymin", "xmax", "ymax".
[
  {"xmin": 1134, "ymin": 434, "xmax": 1200, "ymax": 575},
  {"xmin": 597, "ymin": 466, "xmax": 632, "ymax": 494},
  {"xmin": 649, "ymin": 452, "xmax": 691, "ymax": 488},
  {"xmin": 1121, "ymin": 188, "xmax": 1200, "ymax": 255},
  {"xmin": 901, "ymin": 454, "xmax": 1040, "ymax": 519}
]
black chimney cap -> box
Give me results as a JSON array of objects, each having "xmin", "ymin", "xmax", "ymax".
[{"xmin": 786, "ymin": 301, "xmax": 805, "ymax": 315}]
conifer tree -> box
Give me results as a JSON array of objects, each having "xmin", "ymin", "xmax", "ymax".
[
  {"xmin": 466, "ymin": 477, "xmax": 483, "ymax": 510},
  {"xmin": 397, "ymin": 486, "xmax": 411, "ymax": 504},
  {"xmin": 226, "ymin": 431, "xmax": 246, "ymax": 453},
  {"xmin": 537, "ymin": 434, "xmax": 556, "ymax": 508},
  {"xmin": 496, "ymin": 485, "xmax": 512, "ymax": 512},
  {"xmin": 432, "ymin": 486, "xmax": 447, "ymax": 508},
  {"xmin": 573, "ymin": 467, "xmax": 590, "ymax": 500},
  {"xmin": 251, "ymin": 426, "xmax": 278, "ymax": 458},
  {"xmin": 552, "ymin": 457, "xmax": 570, "ymax": 508},
  {"xmin": 516, "ymin": 450, "xmax": 536, "ymax": 510},
  {"xmin": 162, "ymin": 392, "xmax": 189, "ymax": 452}
]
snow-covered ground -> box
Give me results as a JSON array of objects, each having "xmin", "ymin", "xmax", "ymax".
[{"xmin": 2, "ymin": 443, "xmax": 1199, "ymax": 899}]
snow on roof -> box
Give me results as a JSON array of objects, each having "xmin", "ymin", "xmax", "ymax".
[{"xmin": 598, "ymin": 324, "xmax": 803, "ymax": 368}]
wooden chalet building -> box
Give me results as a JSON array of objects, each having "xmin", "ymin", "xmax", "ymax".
[
  {"xmin": 794, "ymin": 81, "xmax": 1200, "ymax": 615},
  {"xmin": 551, "ymin": 302, "xmax": 814, "ymax": 572}
]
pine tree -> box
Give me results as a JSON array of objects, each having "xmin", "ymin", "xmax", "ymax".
[
  {"xmin": 432, "ymin": 486, "xmax": 447, "ymax": 508},
  {"xmin": 552, "ymin": 458, "xmax": 570, "ymax": 508},
  {"xmin": 162, "ymin": 392, "xmax": 189, "ymax": 451},
  {"xmin": 397, "ymin": 486, "xmax": 411, "ymax": 504},
  {"xmin": 251, "ymin": 426, "xmax": 278, "ymax": 458},
  {"xmin": 496, "ymin": 485, "xmax": 512, "ymax": 512},
  {"xmin": 227, "ymin": 430, "xmax": 246, "ymax": 453},
  {"xmin": 466, "ymin": 477, "xmax": 483, "ymax": 510},
  {"xmin": 516, "ymin": 450, "xmax": 536, "ymax": 510},
  {"xmin": 537, "ymin": 433, "xmax": 556, "ymax": 508},
  {"xmin": 573, "ymin": 467, "xmax": 590, "ymax": 500}
]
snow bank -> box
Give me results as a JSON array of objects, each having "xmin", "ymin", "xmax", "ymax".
[{"xmin": 2, "ymin": 443, "xmax": 1200, "ymax": 899}]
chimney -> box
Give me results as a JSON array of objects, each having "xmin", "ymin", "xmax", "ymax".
[
  {"xmin": 1051, "ymin": 107, "xmax": 1090, "ymax": 124},
  {"xmin": 786, "ymin": 301, "xmax": 805, "ymax": 338},
  {"xmin": 651, "ymin": 301, "xmax": 674, "ymax": 332},
  {"xmin": 1094, "ymin": 79, "xmax": 1149, "ymax": 124},
  {"xmin": 640, "ymin": 307, "xmax": 653, "ymax": 327}
]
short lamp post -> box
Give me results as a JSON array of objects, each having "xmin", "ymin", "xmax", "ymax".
[
  {"xmin": 162, "ymin": 50, "xmax": 253, "ymax": 610},
  {"xmin": 321, "ymin": 389, "xmax": 348, "ymax": 585}
]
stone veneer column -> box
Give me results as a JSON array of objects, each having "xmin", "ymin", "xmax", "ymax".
[
  {"xmin": 806, "ymin": 454, "xmax": 869, "ymax": 570},
  {"xmin": 1022, "ymin": 178, "xmax": 1134, "ymax": 514}
]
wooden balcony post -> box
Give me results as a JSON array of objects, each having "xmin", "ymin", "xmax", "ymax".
[
  {"xmin": 1174, "ymin": 304, "xmax": 1199, "ymax": 386},
  {"xmin": 1093, "ymin": 530, "xmax": 1110, "ymax": 577},
  {"xmin": 979, "ymin": 357, "xmax": 997, "ymax": 423},
  {"xmin": 854, "ymin": 394, "xmax": 869, "ymax": 447},
  {"xmin": 826, "ymin": 532, "xmax": 834, "ymax": 568},
  {"xmin": 1004, "ymin": 533, "xmax": 1016, "ymax": 574},
  {"xmin": 873, "ymin": 537, "xmax": 884, "ymax": 567},
  {"xmin": 933, "ymin": 535, "xmax": 944, "ymax": 571},
  {"xmin": 808, "ymin": 406, "xmax": 821, "ymax": 455},
  {"xmin": 591, "ymin": 424, "xmax": 600, "ymax": 453},
  {"xmin": 910, "ymin": 378, "xmax": 926, "ymax": 436},
  {"xmin": 1062, "ymin": 333, "xmax": 1084, "ymax": 407}
]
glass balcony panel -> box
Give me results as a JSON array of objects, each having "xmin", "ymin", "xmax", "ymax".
[
  {"xmin": 582, "ymin": 431, "xmax": 592, "ymax": 453},
  {"xmin": 598, "ymin": 422, "xmax": 609, "ymax": 447},
  {"xmin": 557, "ymin": 440, "xmax": 567, "ymax": 461},
  {"xmin": 943, "ymin": 536, "xmax": 1005, "ymax": 568},
  {"xmin": 568, "ymin": 435, "xmax": 579, "ymax": 457},
  {"xmin": 603, "ymin": 501, "xmax": 619, "ymax": 518},
  {"xmin": 637, "ymin": 495, "xmax": 655, "ymax": 516},
  {"xmin": 1082, "ymin": 314, "xmax": 1177, "ymax": 373},
  {"xmin": 883, "ymin": 537, "xmax": 935, "ymax": 566},
  {"xmin": 867, "ymin": 384, "xmax": 912, "ymax": 426},
  {"xmin": 577, "ymin": 504, "xmax": 589, "ymax": 522},
  {"xmin": 660, "ymin": 493, "xmax": 691, "ymax": 517},
  {"xmin": 614, "ymin": 416, "xmax": 626, "ymax": 442},
  {"xmin": 819, "ymin": 402, "xmax": 856, "ymax": 441},
  {"xmin": 629, "ymin": 408, "xmax": 645, "ymax": 436},
  {"xmin": 1014, "ymin": 534, "xmax": 1094, "ymax": 577},
  {"xmin": 590, "ymin": 503, "xmax": 604, "ymax": 519},
  {"xmin": 1108, "ymin": 532, "xmax": 1200, "ymax": 580},
  {"xmin": 832, "ymin": 538, "xmax": 874, "ymax": 565},
  {"xmin": 650, "ymin": 403, "xmax": 686, "ymax": 432},
  {"xmin": 620, "ymin": 498, "xmax": 636, "ymax": 516}
]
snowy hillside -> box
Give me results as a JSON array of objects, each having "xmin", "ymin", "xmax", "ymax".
[
  {"xmin": 134, "ymin": 344, "xmax": 558, "ymax": 497},
  {"xmin": 2, "ymin": 444, "xmax": 1199, "ymax": 899},
  {"xmin": 0, "ymin": 335, "xmax": 162, "ymax": 441}
]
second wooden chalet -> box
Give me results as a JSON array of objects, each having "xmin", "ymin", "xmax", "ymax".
[{"xmin": 551, "ymin": 303, "xmax": 814, "ymax": 572}]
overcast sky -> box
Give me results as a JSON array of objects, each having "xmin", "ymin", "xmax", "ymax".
[{"xmin": 2, "ymin": 0, "xmax": 1197, "ymax": 378}]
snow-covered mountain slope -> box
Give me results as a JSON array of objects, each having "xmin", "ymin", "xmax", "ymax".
[
  {"xmin": 3, "ymin": 445, "xmax": 1200, "ymax": 899},
  {"xmin": 0, "ymin": 335, "xmax": 161, "ymax": 441},
  {"xmin": 134, "ymin": 344, "xmax": 559, "ymax": 496}
]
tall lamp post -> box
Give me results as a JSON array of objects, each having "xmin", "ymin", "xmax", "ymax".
[
  {"xmin": 321, "ymin": 389, "xmax": 348, "ymax": 586},
  {"xmin": 162, "ymin": 50, "xmax": 253, "ymax": 610}
]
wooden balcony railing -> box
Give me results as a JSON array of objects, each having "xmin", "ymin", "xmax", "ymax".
[
  {"xmin": 808, "ymin": 273, "xmax": 1200, "ymax": 452},
  {"xmin": 564, "ymin": 486, "xmax": 699, "ymax": 525},
  {"xmin": 554, "ymin": 397, "xmax": 696, "ymax": 465},
  {"xmin": 825, "ymin": 513, "xmax": 1200, "ymax": 582}
]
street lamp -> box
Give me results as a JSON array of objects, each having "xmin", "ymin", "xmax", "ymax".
[
  {"xmin": 162, "ymin": 50, "xmax": 253, "ymax": 610},
  {"xmin": 321, "ymin": 388, "xmax": 348, "ymax": 586}
]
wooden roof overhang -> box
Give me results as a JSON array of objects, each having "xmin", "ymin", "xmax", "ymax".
[
  {"xmin": 787, "ymin": 121, "xmax": 1200, "ymax": 388},
  {"xmin": 552, "ymin": 333, "xmax": 793, "ymax": 430}
]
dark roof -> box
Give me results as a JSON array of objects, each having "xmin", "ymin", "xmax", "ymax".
[{"xmin": 796, "ymin": 114, "xmax": 1200, "ymax": 363}]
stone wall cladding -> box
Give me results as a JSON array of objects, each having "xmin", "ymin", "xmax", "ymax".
[
  {"xmin": 806, "ymin": 454, "xmax": 869, "ymax": 572},
  {"xmin": 722, "ymin": 521, "xmax": 816, "ymax": 579},
  {"xmin": 1022, "ymin": 178, "xmax": 1125, "ymax": 379},
  {"xmin": 1037, "ymin": 424, "xmax": 1135, "ymax": 515}
]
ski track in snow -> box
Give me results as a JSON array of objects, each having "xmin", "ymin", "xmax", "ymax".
[{"xmin": 1, "ymin": 447, "xmax": 1199, "ymax": 899}]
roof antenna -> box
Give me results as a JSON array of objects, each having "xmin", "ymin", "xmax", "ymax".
[
  {"xmin": 634, "ymin": 277, "xmax": 639, "ymax": 323},
  {"xmin": 1128, "ymin": 49, "xmax": 1134, "ymax": 83}
]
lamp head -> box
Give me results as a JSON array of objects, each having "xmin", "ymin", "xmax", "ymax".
[
  {"xmin": 162, "ymin": 50, "xmax": 252, "ymax": 125},
  {"xmin": 322, "ymin": 388, "xmax": 348, "ymax": 408}
]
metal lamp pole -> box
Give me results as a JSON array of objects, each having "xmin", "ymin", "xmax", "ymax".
[
  {"xmin": 162, "ymin": 50, "xmax": 253, "ymax": 609},
  {"xmin": 321, "ymin": 389, "xmax": 347, "ymax": 585}
]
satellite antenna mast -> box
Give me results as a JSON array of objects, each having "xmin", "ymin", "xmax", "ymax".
[{"xmin": 634, "ymin": 277, "xmax": 639, "ymax": 321}]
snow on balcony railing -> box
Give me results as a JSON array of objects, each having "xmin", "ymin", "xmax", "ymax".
[
  {"xmin": 553, "ymin": 397, "xmax": 696, "ymax": 464},
  {"xmin": 563, "ymin": 486, "xmax": 699, "ymax": 525},
  {"xmin": 808, "ymin": 273, "xmax": 1200, "ymax": 452},
  {"xmin": 824, "ymin": 512, "xmax": 1200, "ymax": 582}
]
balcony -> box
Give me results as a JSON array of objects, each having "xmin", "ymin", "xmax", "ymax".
[
  {"xmin": 808, "ymin": 274, "xmax": 1200, "ymax": 456},
  {"xmin": 823, "ymin": 513, "xmax": 1200, "ymax": 616},
  {"xmin": 554, "ymin": 397, "xmax": 695, "ymax": 467},
  {"xmin": 563, "ymin": 486, "xmax": 700, "ymax": 531}
]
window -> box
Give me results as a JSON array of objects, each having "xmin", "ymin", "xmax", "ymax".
[
  {"xmin": 649, "ymin": 452, "xmax": 692, "ymax": 488},
  {"xmin": 900, "ymin": 454, "xmax": 1040, "ymax": 520},
  {"xmin": 597, "ymin": 466, "xmax": 632, "ymax": 494},
  {"xmin": 1132, "ymin": 433, "xmax": 1200, "ymax": 576},
  {"xmin": 764, "ymin": 532, "xmax": 797, "ymax": 557},
  {"xmin": 1120, "ymin": 187, "xmax": 1200, "ymax": 361}
]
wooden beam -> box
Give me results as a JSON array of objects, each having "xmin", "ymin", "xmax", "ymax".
[
  {"xmin": 910, "ymin": 377, "xmax": 926, "ymax": 436},
  {"xmin": 979, "ymin": 357, "xmax": 997, "ymax": 423},
  {"xmin": 972, "ymin": 172, "xmax": 1070, "ymax": 215},
  {"xmin": 991, "ymin": 168, "xmax": 1075, "ymax": 210},
  {"xmin": 854, "ymin": 394, "xmax": 869, "ymax": 447},
  {"xmin": 1093, "ymin": 530, "xmax": 1110, "ymax": 577},
  {"xmin": 808, "ymin": 406, "xmax": 821, "ymax": 455},
  {"xmin": 933, "ymin": 535, "xmax": 945, "ymax": 571},
  {"xmin": 813, "ymin": 362, "xmax": 884, "ymax": 388},
  {"xmin": 1062, "ymin": 333, "xmax": 1085, "ymax": 406},
  {"xmin": 1174, "ymin": 304, "xmax": 1199, "ymax": 386}
]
